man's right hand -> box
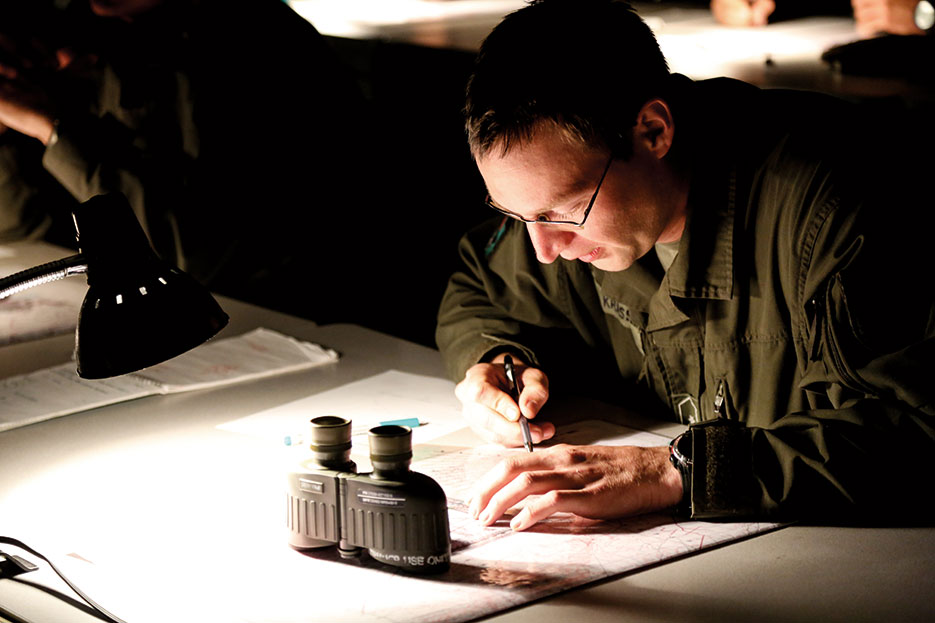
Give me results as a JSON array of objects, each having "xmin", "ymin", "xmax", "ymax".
[{"xmin": 454, "ymin": 354, "xmax": 555, "ymax": 447}]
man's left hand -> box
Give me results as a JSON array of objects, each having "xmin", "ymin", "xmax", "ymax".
[{"xmin": 468, "ymin": 444, "xmax": 684, "ymax": 531}]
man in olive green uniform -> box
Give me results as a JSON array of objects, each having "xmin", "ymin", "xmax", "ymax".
[{"xmin": 436, "ymin": 0, "xmax": 935, "ymax": 529}]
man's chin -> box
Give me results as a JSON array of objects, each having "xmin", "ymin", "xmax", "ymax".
[{"xmin": 590, "ymin": 254, "xmax": 632, "ymax": 272}]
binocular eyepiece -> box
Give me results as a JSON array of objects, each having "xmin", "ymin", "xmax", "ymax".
[{"xmin": 286, "ymin": 416, "xmax": 451, "ymax": 574}]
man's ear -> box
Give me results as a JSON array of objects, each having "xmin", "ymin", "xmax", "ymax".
[{"xmin": 634, "ymin": 98, "xmax": 675, "ymax": 159}]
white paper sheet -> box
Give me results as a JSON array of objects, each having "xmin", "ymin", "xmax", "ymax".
[
  {"xmin": 218, "ymin": 369, "xmax": 465, "ymax": 447},
  {"xmin": 0, "ymin": 328, "xmax": 339, "ymax": 432}
]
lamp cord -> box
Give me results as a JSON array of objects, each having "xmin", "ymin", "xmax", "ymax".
[
  {"xmin": 0, "ymin": 255, "xmax": 88, "ymax": 300},
  {"xmin": 0, "ymin": 536, "xmax": 126, "ymax": 623}
]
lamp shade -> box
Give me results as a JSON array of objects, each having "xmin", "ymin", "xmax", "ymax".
[{"xmin": 73, "ymin": 193, "xmax": 229, "ymax": 379}]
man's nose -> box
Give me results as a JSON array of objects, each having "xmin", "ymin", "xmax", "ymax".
[{"xmin": 526, "ymin": 223, "xmax": 574, "ymax": 264}]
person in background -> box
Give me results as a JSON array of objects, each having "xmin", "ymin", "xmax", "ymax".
[
  {"xmin": 436, "ymin": 0, "xmax": 934, "ymax": 530},
  {"xmin": 710, "ymin": 0, "xmax": 928, "ymax": 35},
  {"xmin": 0, "ymin": 1, "xmax": 95, "ymax": 247},
  {"xmin": 0, "ymin": 0, "xmax": 376, "ymax": 324}
]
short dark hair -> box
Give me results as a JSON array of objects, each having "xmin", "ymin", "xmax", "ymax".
[{"xmin": 465, "ymin": 0, "xmax": 669, "ymax": 160}]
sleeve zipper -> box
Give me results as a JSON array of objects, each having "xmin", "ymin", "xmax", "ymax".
[{"xmin": 713, "ymin": 378, "xmax": 726, "ymax": 418}]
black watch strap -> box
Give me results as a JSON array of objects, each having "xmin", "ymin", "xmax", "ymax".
[{"xmin": 668, "ymin": 431, "xmax": 693, "ymax": 517}]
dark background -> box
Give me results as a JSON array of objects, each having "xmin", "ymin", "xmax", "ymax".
[{"xmin": 319, "ymin": 36, "xmax": 490, "ymax": 349}]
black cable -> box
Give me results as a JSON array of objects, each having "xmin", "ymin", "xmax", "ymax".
[
  {"xmin": 0, "ymin": 537, "xmax": 126, "ymax": 623},
  {"xmin": 0, "ymin": 604, "xmax": 32, "ymax": 623},
  {"xmin": 3, "ymin": 576, "xmax": 112, "ymax": 622}
]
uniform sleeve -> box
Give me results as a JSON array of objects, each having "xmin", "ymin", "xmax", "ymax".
[
  {"xmin": 40, "ymin": 67, "xmax": 196, "ymax": 267},
  {"xmin": 0, "ymin": 139, "xmax": 53, "ymax": 242},
  {"xmin": 690, "ymin": 159, "xmax": 935, "ymax": 522},
  {"xmin": 435, "ymin": 217, "xmax": 610, "ymax": 383}
]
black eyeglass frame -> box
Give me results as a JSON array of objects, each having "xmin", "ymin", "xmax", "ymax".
[{"xmin": 485, "ymin": 154, "xmax": 614, "ymax": 228}]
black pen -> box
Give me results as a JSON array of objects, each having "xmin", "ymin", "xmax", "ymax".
[{"xmin": 503, "ymin": 355, "xmax": 534, "ymax": 452}]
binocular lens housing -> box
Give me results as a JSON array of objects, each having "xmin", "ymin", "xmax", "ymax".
[
  {"xmin": 308, "ymin": 415, "xmax": 354, "ymax": 470},
  {"xmin": 368, "ymin": 424, "xmax": 412, "ymax": 475},
  {"xmin": 286, "ymin": 416, "xmax": 451, "ymax": 574}
]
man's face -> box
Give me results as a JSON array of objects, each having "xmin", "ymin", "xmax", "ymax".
[{"xmin": 477, "ymin": 123, "xmax": 686, "ymax": 273}]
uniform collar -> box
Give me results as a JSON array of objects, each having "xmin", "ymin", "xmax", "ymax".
[
  {"xmin": 645, "ymin": 162, "xmax": 736, "ymax": 331},
  {"xmin": 665, "ymin": 168, "xmax": 735, "ymax": 301}
]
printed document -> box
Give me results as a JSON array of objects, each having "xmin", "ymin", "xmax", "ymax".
[{"xmin": 0, "ymin": 328, "xmax": 339, "ymax": 432}]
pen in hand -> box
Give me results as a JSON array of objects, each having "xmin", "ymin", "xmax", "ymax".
[{"xmin": 503, "ymin": 355, "xmax": 534, "ymax": 453}]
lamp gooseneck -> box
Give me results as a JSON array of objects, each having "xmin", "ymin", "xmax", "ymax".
[{"xmin": 0, "ymin": 255, "xmax": 87, "ymax": 300}]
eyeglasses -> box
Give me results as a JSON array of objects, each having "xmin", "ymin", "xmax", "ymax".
[{"xmin": 485, "ymin": 154, "xmax": 614, "ymax": 228}]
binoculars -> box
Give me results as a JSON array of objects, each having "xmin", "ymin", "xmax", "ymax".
[{"xmin": 286, "ymin": 416, "xmax": 451, "ymax": 574}]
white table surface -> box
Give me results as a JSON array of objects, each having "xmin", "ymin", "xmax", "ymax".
[{"xmin": 0, "ymin": 290, "xmax": 932, "ymax": 623}]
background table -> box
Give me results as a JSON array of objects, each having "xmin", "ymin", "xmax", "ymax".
[{"xmin": 289, "ymin": 0, "xmax": 935, "ymax": 101}]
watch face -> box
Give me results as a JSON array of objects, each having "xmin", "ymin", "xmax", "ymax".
[{"xmin": 916, "ymin": 0, "xmax": 935, "ymax": 31}]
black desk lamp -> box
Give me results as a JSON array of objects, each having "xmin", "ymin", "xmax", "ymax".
[{"xmin": 0, "ymin": 192, "xmax": 229, "ymax": 378}]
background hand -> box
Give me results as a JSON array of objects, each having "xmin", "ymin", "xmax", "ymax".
[
  {"xmin": 0, "ymin": 76, "xmax": 55, "ymax": 144},
  {"xmin": 710, "ymin": 0, "xmax": 776, "ymax": 26},
  {"xmin": 468, "ymin": 444, "xmax": 683, "ymax": 530},
  {"xmin": 0, "ymin": 26, "xmax": 77, "ymax": 145},
  {"xmin": 851, "ymin": 0, "xmax": 923, "ymax": 36},
  {"xmin": 454, "ymin": 354, "xmax": 554, "ymax": 447}
]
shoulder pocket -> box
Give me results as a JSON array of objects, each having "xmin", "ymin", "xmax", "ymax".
[{"xmin": 811, "ymin": 276, "xmax": 877, "ymax": 395}]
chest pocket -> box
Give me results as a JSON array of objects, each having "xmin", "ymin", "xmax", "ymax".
[
  {"xmin": 595, "ymin": 277, "xmax": 708, "ymax": 421},
  {"xmin": 591, "ymin": 280, "xmax": 650, "ymax": 383},
  {"xmin": 647, "ymin": 320, "xmax": 705, "ymax": 422},
  {"xmin": 598, "ymin": 290, "xmax": 646, "ymax": 355}
]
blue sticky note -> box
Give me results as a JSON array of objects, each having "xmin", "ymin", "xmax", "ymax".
[{"xmin": 379, "ymin": 417, "xmax": 421, "ymax": 428}]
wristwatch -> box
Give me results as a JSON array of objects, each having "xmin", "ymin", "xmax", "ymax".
[
  {"xmin": 668, "ymin": 431, "xmax": 693, "ymax": 517},
  {"xmin": 915, "ymin": 0, "xmax": 935, "ymax": 33}
]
